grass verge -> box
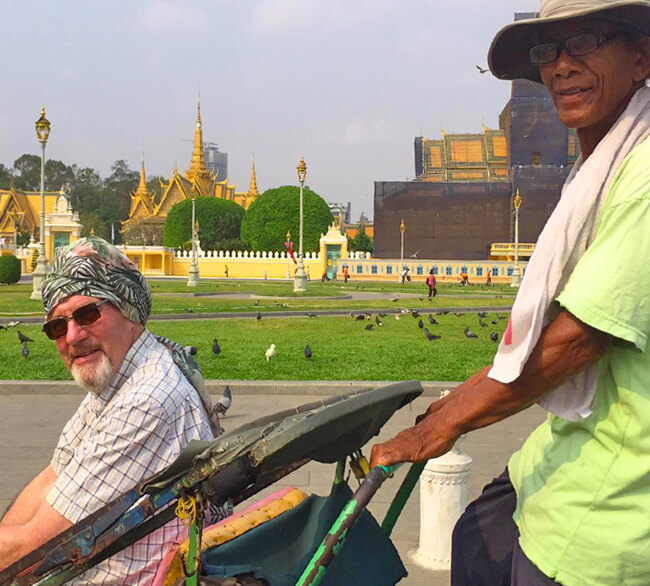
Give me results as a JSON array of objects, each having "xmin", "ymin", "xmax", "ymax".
[{"xmin": 0, "ymin": 311, "xmax": 509, "ymax": 381}]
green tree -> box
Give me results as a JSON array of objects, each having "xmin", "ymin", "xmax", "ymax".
[
  {"xmin": 240, "ymin": 186, "xmax": 333, "ymax": 252},
  {"xmin": 11, "ymin": 154, "xmax": 75, "ymax": 192},
  {"xmin": 79, "ymin": 211, "xmax": 110, "ymax": 240},
  {"xmin": 68, "ymin": 167, "xmax": 103, "ymax": 216},
  {"xmin": 12, "ymin": 154, "xmax": 41, "ymax": 191},
  {"xmin": 45, "ymin": 159, "xmax": 75, "ymax": 190},
  {"xmin": 103, "ymin": 160, "xmax": 139, "ymax": 230},
  {"xmin": 163, "ymin": 197, "xmax": 246, "ymax": 250},
  {"xmin": 0, "ymin": 164, "xmax": 12, "ymax": 190},
  {"xmin": 349, "ymin": 224, "xmax": 373, "ymax": 253}
]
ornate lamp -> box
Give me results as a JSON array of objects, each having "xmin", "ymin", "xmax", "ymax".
[
  {"xmin": 293, "ymin": 157, "xmax": 308, "ymax": 292},
  {"xmin": 31, "ymin": 106, "xmax": 51, "ymax": 300},
  {"xmin": 511, "ymin": 189, "xmax": 523, "ymax": 287}
]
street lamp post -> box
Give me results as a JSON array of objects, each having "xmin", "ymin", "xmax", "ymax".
[
  {"xmin": 31, "ymin": 107, "xmax": 51, "ymax": 301},
  {"xmin": 400, "ymin": 218, "xmax": 405, "ymax": 267},
  {"xmin": 511, "ymin": 189, "xmax": 522, "ymax": 287},
  {"xmin": 187, "ymin": 195, "xmax": 200, "ymax": 287},
  {"xmin": 293, "ymin": 157, "xmax": 308, "ymax": 292}
]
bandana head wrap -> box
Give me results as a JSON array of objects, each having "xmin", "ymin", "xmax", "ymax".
[{"xmin": 42, "ymin": 236, "xmax": 152, "ymax": 323}]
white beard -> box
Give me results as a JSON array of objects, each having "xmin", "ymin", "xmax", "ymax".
[{"xmin": 71, "ymin": 352, "xmax": 114, "ymax": 395}]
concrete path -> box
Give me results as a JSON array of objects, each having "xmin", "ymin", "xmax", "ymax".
[{"xmin": 0, "ymin": 390, "xmax": 545, "ymax": 585}]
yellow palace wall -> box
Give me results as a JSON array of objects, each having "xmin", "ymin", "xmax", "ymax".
[
  {"xmin": 120, "ymin": 247, "xmax": 323, "ymax": 280},
  {"xmin": 118, "ymin": 246, "xmax": 524, "ymax": 284},
  {"xmin": 336, "ymin": 257, "xmax": 525, "ymax": 284}
]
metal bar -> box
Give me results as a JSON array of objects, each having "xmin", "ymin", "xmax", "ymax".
[
  {"xmin": 381, "ymin": 461, "xmax": 426, "ymax": 537},
  {"xmin": 295, "ymin": 465, "xmax": 399, "ymax": 586}
]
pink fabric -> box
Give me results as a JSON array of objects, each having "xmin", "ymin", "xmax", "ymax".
[
  {"xmin": 151, "ymin": 486, "xmax": 298, "ymax": 586},
  {"xmin": 504, "ymin": 317, "xmax": 513, "ymax": 346}
]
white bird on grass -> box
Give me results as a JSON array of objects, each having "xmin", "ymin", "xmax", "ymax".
[{"xmin": 265, "ymin": 343, "xmax": 276, "ymax": 361}]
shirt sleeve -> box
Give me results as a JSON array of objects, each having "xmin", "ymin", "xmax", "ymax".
[
  {"xmin": 557, "ymin": 196, "xmax": 650, "ymax": 351},
  {"xmin": 46, "ymin": 397, "xmax": 171, "ymax": 523}
]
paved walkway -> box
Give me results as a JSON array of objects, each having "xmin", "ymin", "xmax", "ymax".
[{"xmin": 0, "ymin": 390, "xmax": 544, "ymax": 585}]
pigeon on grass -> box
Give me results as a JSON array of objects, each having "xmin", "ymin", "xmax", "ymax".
[
  {"xmin": 17, "ymin": 331, "xmax": 34, "ymax": 344},
  {"xmin": 424, "ymin": 328, "xmax": 441, "ymax": 341},
  {"xmin": 464, "ymin": 327, "xmax": 479, "ymax": 339}
]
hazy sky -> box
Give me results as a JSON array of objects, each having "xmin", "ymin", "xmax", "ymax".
[{"xmin": 1, "ymin": 0, "xmax": 539, "ymax": 220}]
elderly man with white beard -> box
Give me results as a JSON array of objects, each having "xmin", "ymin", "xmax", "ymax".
[{"xmin": 0, "ymin": 236, "xmax": 224, "ymax": 585}]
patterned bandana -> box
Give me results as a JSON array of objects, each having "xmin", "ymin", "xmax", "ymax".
[
  {"xmin": 42, "ymin": 236, "xmax": 152, "ymax": 323},
  {"xmin": 42, "ymin": 237, "xmax": 221, "ymax": 436}
]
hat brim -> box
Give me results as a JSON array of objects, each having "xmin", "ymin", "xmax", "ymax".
[{"xmin": 488, "ymin": 3, "xmax": 650, "ymax": 83}]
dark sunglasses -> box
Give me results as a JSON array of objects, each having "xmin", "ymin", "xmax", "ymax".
[
  {"xmin": 529, "ymin": 32, "xmax": 623, "ymax": 66},
  {"xmin": 43, "ymin": 299, "xmax": 109, "ymax": 340}
]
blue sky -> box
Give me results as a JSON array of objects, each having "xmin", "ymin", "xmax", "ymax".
[{"xmin": 0, "ymin": 0, "xmax": 538, "ymax": 220}]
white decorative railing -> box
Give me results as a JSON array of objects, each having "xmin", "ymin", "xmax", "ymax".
[{"xmin": 172, "ymin": 248, "xmax": 322, "ymax": 260}]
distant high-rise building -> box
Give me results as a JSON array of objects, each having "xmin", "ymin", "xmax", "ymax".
[
  {"xmin": 328, "ymin": 202, "xmax": 351, "ymax": 225},
  {"xmin": 204, "ymin": 143, "xmax": 228, "ymax": 179}
]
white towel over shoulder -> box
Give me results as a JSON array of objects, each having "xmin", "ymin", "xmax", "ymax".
[{"xmin": 489, "ymin": 87, "xmax": 650, "ymax": 421}]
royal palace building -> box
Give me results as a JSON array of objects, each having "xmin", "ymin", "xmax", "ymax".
[
  {"xmin": 121, "ymin": 98, "xmax": 259, "ymax": 235},
  {"xmin": 374, "ymin": 13, "xmax": 580, "ymax": 260}
]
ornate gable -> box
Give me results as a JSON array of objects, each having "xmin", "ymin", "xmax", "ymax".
[
  {"xmin": 153, "ymin": 170, "xmax": 192, "ymax": 218},
  {"xmin": 0, "ymin": 187, "xmax": 31, "ymax": 235}
]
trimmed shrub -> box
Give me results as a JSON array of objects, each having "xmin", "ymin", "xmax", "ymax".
[
  {"xmin": 0, "ymin": 254, "xmax": 21, "ymax": 284},
  {"xmin": 241, "ymin": 186, "xmax": 333, "ymax": 252},
  {"xmin": 163, "ymin": 197, "xmax": 245, "ymax": 250}
]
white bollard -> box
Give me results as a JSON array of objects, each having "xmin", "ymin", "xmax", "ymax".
[{"xmin": 410, "ymin": 445, "xmax": 472, "ymax": 570}]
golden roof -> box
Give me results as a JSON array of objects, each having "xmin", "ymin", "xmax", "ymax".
[
  {"xmin": 248, "ymin": 157, "xmax": 259, "ymax": 197},
  {"xmin": 185, "ymin": 95, "xmax": 212, "ymax": 188}
]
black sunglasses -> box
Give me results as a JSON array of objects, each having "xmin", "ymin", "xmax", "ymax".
[
  {"xmin": 529, "ymin": 32, "xmax": 623, "ymax": 66},
  {"xmin": 43, "ymin": 299, "xmax": 109, "ymax": 340}
]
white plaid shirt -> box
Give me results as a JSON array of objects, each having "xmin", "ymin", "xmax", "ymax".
[{"xmin": 47, "ymin": 330, "xmax": 214, "ymax": 585}]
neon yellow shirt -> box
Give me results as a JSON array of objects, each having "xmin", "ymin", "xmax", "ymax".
[{"xmin": 509, "ymin": 135, "xmax": 650, "ymax": 586}]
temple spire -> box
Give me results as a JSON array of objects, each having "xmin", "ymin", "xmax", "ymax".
[
  {"xmin": 248, "ymin": 156, "xmax": 259, "ymax": 197},
  {"xmin": 186, "ymin": 94, "xmax": 210, "ymax": 183},
  {"xmin": 129, "ymin": 152, "xmax": 154, "ymax": 216},
  {"xmin": 135, "ymin": 152, "xmax": 149, "ymax": 197}
]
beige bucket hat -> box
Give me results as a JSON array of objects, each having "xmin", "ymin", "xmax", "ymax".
[{"xmin": 488, "ymin": 0, "xmax": 650, "ymax": 83}]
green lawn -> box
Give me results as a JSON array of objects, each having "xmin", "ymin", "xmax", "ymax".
[
  {"xmin": 0, "ymin": 281, "xmax": 514, "ymax": 316},
  {"xmin": 0, "ymin": 312, "xmax": 509, "ymax": 381}
]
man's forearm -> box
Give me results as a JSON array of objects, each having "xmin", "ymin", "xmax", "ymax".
[
  {"xmin": 447, "ymin": 311, "xmax": 609, "ymax": 435},
  {"xmin": 1, "ymin": 466, "xmax": 56, "ymax": 527},
  {"xmin": 0, "ymin": 525, "xmax": 34, "ymax": 571},
  {"xmin": 371, "ymin": 311, "xmax": 609, "ymax": 466}
]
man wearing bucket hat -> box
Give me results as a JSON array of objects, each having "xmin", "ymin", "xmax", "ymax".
[
  {"xmin": 372, "ymin": 1, "xmax": 650, "ymax": 584},
  {"xmin": 0, "ymin": 237, "xmax": 224, "ymax": 583}
]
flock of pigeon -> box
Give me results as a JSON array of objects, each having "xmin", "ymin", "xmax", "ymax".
[
  {"xmin": 207, "ymin": 307, "xmax": 505, "ymax": 378},
  {"xmin": 0, "ymin": 320, "xmax": 33, "ymax": 358},
  {"xmin": 349, "ymin": 308, "xmax": 504, "ymax": 344}
]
